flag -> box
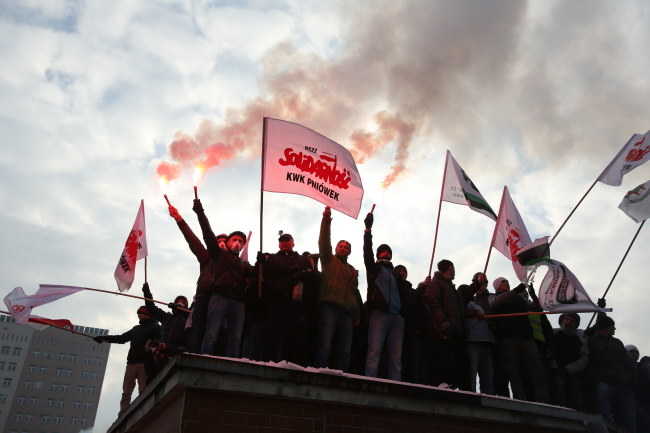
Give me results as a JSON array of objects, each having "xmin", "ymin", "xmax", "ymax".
[
  {"xmin": 240, "ymin": 230, "xmax": 253, "ymax": 262},
  {"xmin": 262, "ymin": 118, "xmax": 364, "ymax": 219},
  {"xmin": 516, "ymin": 236, "xmax": 551, "ymax": 267},
  {"xmin": 536, "ymin": 259, "xmax": 609, "ymax": 313},
  {"xmin": 490, "ymin": 186, "xmax": 532, "ymax": 281},
  {"xmin": 618, "ymin": 179, "xmax": 650, "ymax": 223},
  {"xmin": 27, "ymin": 316, "xmax": 74, "ymax": 331},
  {"xmin": 114, "ymin": 200, "xmax": 148, "ymax": 292},
  {"xmin": 3, "ymin": 285, "xmax": 85, "ymax": 323},
  {"xmin": 597, "ymin": 131, "xmax": 650, "ymax": 186},
  {"xmin": 441, "ymin": 150, "xmax": 497, "ymax": 220}
]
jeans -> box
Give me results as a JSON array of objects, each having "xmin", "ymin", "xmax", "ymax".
[
  {"xmin": 201, "ymin": 293, "xmax": 245, "ymax": 357},
  {"xmin": 500, "ymin": 337, "xmax": 549, "ymax": 403},
  {"xmin": 365, "ymin": 310, "xmax": 404, "ymax": 381},
  {"xmin": 315, "ymin": 302, "xmax": 353, "ymax": 371},
  {"xmin": 468, "ymin": 342, "xmax": 494, "ymax": 394},
  {"xmin": 595, "ymin": 381, "xmax": 636, "ymax": 433}
]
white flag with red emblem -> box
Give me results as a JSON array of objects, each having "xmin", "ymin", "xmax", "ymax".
[
  {"xmin": 262, "ymin": 118, "xmax": 364, "ymax": 219},
  {"xmin": 490, "ymin": 186, "xmax": 532, "ymax": 281},
  {"xmin": 3, "ymin": 285, "xmax": 85, "ymax": 324},
  {"xmin": 619, "ymin": 180, "xmax": 650, "ymax": 223},
  {"xmin": 598, "ymin": 131, "xmax": 650, "ymax": 186},
  {"xmin": 536, "ymin": 259, "xmax": 610, "ymax": 313},
  {"xmin": 114, "ymin": 200, "xmax": 148, "ymax": 292}
]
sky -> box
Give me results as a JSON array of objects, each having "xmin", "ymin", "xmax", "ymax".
[{"xmin": 1, "ymin": 0, "xmax": 649, "ymax": 431}]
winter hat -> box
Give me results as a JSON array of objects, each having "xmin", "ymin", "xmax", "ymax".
[
  {"xmin": 216, "ymin": 233, "xmax": 228, "ymax": 242},
  {"xmin": 137, "ymin": 306, "xmax": 149, "ymax": 316},
  {"xmin": 559, "ymin": 312, "xmax": 580, "ymax": 327},
  {"xmin": 493, "ymin": 277, "xmax": 507, "ymax": 291},
  {"xmin": 376, "ymin": 244, "xmax": 392, "ymax": 259},
  {"xmin": 625, "ymin": 344, "xmax": 639, "ymax": 353},
  {"xmin": 227, "ymin": 231, "xmax": 247, "ymax": 243},
  {"xmin": 278, "ymin": 233, "xmax": 293, "ymax": 242},
  {"xmin": 596, "ymin": 315, "xmax": 615, "ymax": 330},
  {"xmin": 174, "ymin": 295, "xmax": 188, "ymax": 305}
]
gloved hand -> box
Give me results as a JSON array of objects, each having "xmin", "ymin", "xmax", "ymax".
[
  {"xmin": 323, "ymin": 206, "xmax": 332, "ymax": 220},
  {"xmin": 142, "ymin": 282, "xmax": 152, "ymax": 299},
  {"xmin": 93, "ymin": 336, "xmax": 104, "ymax": 344},
  {"xmin": 597, "ymin": 298, "xmax": 606, "ymax": 308},
  {"xmin": 364, "ymin": 213, "xmax": 373, "ymax": 229},
  {"xmin": 192, "ymin": 198, "xmax": 203, "ymax": 213},
  {"xmin": 168, "ymin": 302, "xmax": 180, "ymax": 311},
  {"xmin": 514, "ymin": 283, "xmax": 527, "ymax": 293}
]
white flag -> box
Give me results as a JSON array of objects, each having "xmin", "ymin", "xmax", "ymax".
[
  {"xmin": 114, "ymin": 200, "xmax": 148, "ymax": 292},
  {"xmin": 262, "ymin": 118, "xmax": 364, "ymax": 219},
  {"xmin": 598, "ymin": 131, "xmax": 650, "ymax": 186},
  {"xmin": 619, "ymin": 180, "xmax": 650, "ymax": 223},
  {"xmin": 490, "ymin": 186, "xmax": 532, "ymax": 281},
  {"xmin": 441, "ymin": 150, "xmax": 497, "ymax": 221},
  {"xmin": 536, "ymin": 259, "xmax": 609, "ymax": 313},
  {"xmin": 4, "ymin": 285, "xmax": 85, "ymax": 324}
]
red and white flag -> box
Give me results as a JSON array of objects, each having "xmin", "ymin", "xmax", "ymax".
[
  {"xmin": 441, "ymin": 150, "xmax": 497, "ymax": 221},
  {"xmin": 598, "ymin": 130, "xmax": 650, "ymax": 186},
  {"xmin": 27, "ymin": 316, "xmax": 74, "ymax": 331},
  {"xmin": 4, "ymin": 285, "xmax": 85, "ymax": 324},
  {"xmin": 536, "ymin": 259, "xmax": 610, "ymax": 313},
  {"xmin": 262, "ymin": 118, "xmax": 364, "ymax": 219},
  {"xmin": 619, "ymin": 180, "xmax": 650, "ymax": 223},
  {"xmin": 490, "ymin": 186, "xmax": 532, "ymax": 281},
  {"xmin": 114, "ymin": 200, "xmax": 148, "ymax": 292}
]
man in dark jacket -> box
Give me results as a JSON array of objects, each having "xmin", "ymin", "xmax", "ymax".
[
  {"xmin": 256, "ymin": 232, "xmax": 312, "ymax": 363},
  {"xmin": 93, "ymin": 306, "xmax": 160, "ymax": 415},
  {"xmin": 363, "ymin": 212, "xmax": 404, "ymax": 381},
  {"xmin": 193, "ymin": 198, "xmax": 254, "ymax": 358},
  {"xmin": 141, "ymin": 282, "xmax": 189, "ymax": 355},
  {"xmin": 421, "ymin": 259, "xmax": 469, "ymax": 390}
]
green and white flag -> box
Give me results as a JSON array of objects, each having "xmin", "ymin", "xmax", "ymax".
[
  {"xmin": 619, "ymin": 180, "xmax": 650, "ymax": 223},
  {"xmin": 537, "ymin": 259, "xmax": 609, "ymax": 313},
  {"xmin": 441, "ymin": 150, "xmax": 497, "ymax": 221}
]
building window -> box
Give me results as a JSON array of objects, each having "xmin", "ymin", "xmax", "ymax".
[
  {"xmin": 73, "ymin": 401, "xmax": 81, "ymax": 409},
  {"xmin": 34, "ymin": 382, "xmax": 43, "ymax": 390},
  {"xmin": 69, "ymin": 354, "xmax": 77, "ymax": 362},
  {"xmin": 88, "ymin": 386, "xmax": 96, "ymax": 395},
  {"xmin": 0, "ymin": 393, "xmax": 6, "ymax": 404},
  {"xmin": 0, "ymin": 361, "xmax": 5, "ymax": 370},
  {"xmin": 81, "ymin": 417, "xmax": 89, "ymax": 426},
  {"xmin": 29, "ymin": 398, "xmax": 37, "ymax": 406},
  {"xmin": 50, "ymin": 383, "xmax": 58, "ymax": 391},
  {"xmin": 70, "ymin": 417, "xmax": 78, "ymax": 425},
  {"xmin": 58, "ymin": 353, "xmax": 66, "ymax": 361},
  {"xmin": 8, "ymin": 362, "xmax": 17, "ymax": 372},
  {"xmin": 43, "ymin": 415, "xmax": 50, "ymax": 424},
  {"xmin": 56, "ymin": 368, "xmax": 63, "ymax": 376},
  {"xmin": 95, "ymin": 358, "xmax": 102, "ymax": 365},
  {"xmin": 25, "ymin": 414, "xmax": 33, "ymax": 422},
  {"xmin": 81, "ymin": 370, "xmax": 89, "ymax": 378},
  {"xmin": 17, "ymin": 397, "xmax": 25, "ymax": 405},
  {"xmin": 38, "ymin": 366, "xmax": 46, "ymax": 374},
  {"xmin": 61, "ymin": 384, "xmax": 69, "ymax": 392},
  {"xmin": 47, "ymin": 398, "xmax": 55, "ymax": 406},
  {"xmin": 23, "ymin": 381, "xmax": 32, "ymax": 389},
  {"xmin": 13, "ymin": 413, "xmax": 22, "ymax": 421},
  {"xmin": 84, "ymin": 402, "xmax": 93, "ymax": 410},
  {"xmin": 27, "ymin": 364, "xmax": 36, "ymax": 373},
  {"xmin": 57, "ymin": 399, "xmax": 65, "ymax": 408},
  {"xmin": 77, "ymin": 385, "xmax": 85, "ymax": 394},
  {"xmin": 54, "ymin": 415, "xmax": 61, "ymax": 424},
  {"xmin": 84, "ymin": 357, "xmax": 92, "ymax": 364},
  {"xmin": 12, "ymin": 347, "xmax": 21, "ymax": 356},
  {"xmin": 92, "ymin": 371, "xmax": 99, "ymax": 380},
  {"xmin": 66, "ymin": 369, "xmax": 73, "ymax": 376},
  {"xmin": 1, "ymin": 346, "xmax": 9, "ymax": 355},
  {"xmin": 31, "ymin": 350, "xmax": 39, "ymax": 358},
  {"xmin": 1, "ymin": 378, "xmax": 11, "ymax": 387}
]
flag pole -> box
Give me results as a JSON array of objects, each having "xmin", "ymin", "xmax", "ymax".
[
  {"xmin": 585, "ymin": 219, "xmax": 646, "ymax": 329},
  {"xmin": 549, "ymin": 180, "xmax": 597, "ymax": 246},
  {"xmin": 484, "ymin": 186, "xmax": 506, "ymax": 274},
  {"xmin": 428, "ymin": 154, "xmax": 450, "ymax": 276},
  {"xmin": 83, "ymin": 287, "xmax": 191, "ymax": 313},
  {"xmin": 258, "ymin": 117, "xmax": 268, "ymax": 298}
]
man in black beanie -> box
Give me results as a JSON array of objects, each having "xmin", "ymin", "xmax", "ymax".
[
  {"xmin": 362, "ymin": 211, "xmax": 405, "ymax": 380},
  {"xmin": 587, "ymin": 315, "xmax": 636, "ymax": 432}
]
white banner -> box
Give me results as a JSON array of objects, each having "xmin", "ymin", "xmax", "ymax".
[
  {"xmin": 536, "ymin": 260, "xmax": 609, "ymax": 313},
  {"xmin": 114, "ymin": 200, "xmax": 148, "ymax": 292},
  {"xmin": 490, "ymin": 186, "xmax": 532, "ymax": 281},
  {"xmin": 598, "ymin": 131, "xmax": 650, "ymax": 186},
  {"xmin": 263, "ymin": 118, "xmax": 364, "ymax": 218},
  {"xmin": 619, "ymin": 179, "xmax": 650, "ymax": 223},
  {"xmin": 4, "ymin": 285, "xmax": 85, "ymax": 323}
]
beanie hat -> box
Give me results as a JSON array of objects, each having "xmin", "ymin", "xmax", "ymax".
[
  {"xmin": 559, "ymin": 312, "xmax": 580, "ymax": 327},
  {"xmin": 137, "ymin": 306, "xmax": 149, "ymax": 315},
  {"xmin": 216, "ymin": 233, "xmax": 228, "ymax": 241},
  {"xmin": 227, "ymin": 231, "xmax": 247, "ymax": 243},
  {"xmin": 596, "ymin": 315, "xmax": 615, "ymax": 330},
  {"xmin": 493, "ymin": 277, "xmax": 507, "ymax": 291},
  {"xmin": 625, "ymin": 344, "xmax": 639, "ymax": 353},
  {"xmin": 174, "ymin": 295, "xmax": 188, "ymax": 305},
  {"xmin": 376, "ymin": 244, "xmax": 392, "ymax": 259}
]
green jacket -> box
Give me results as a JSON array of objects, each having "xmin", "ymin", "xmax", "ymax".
[{"xmin": 318, "ymin": 216, "xmax": 361, "ymax": 322}]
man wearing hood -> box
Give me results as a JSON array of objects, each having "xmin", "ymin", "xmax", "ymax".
[
  {"xmin": 363, "ymin": 211, "xmax": 405, "ymax": 380},
  {"xmin": 421, "ymin": 259, "xmax": 469, "ymax": 390},
  {"xmin": 315, "ymin": 206, "xmax": 361, "ymax": 372},
  {"xmin": 550, "ymin": 312, "xmax": 589, "ymax": 410},
  {"xmin": 192, "ymin": 198, "xmax": 254, "ymax": 358}
]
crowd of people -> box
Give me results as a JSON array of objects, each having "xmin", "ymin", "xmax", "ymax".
[{"xmin": 95, "ymin": 199, "xmax": 648, "ymax": 432}]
